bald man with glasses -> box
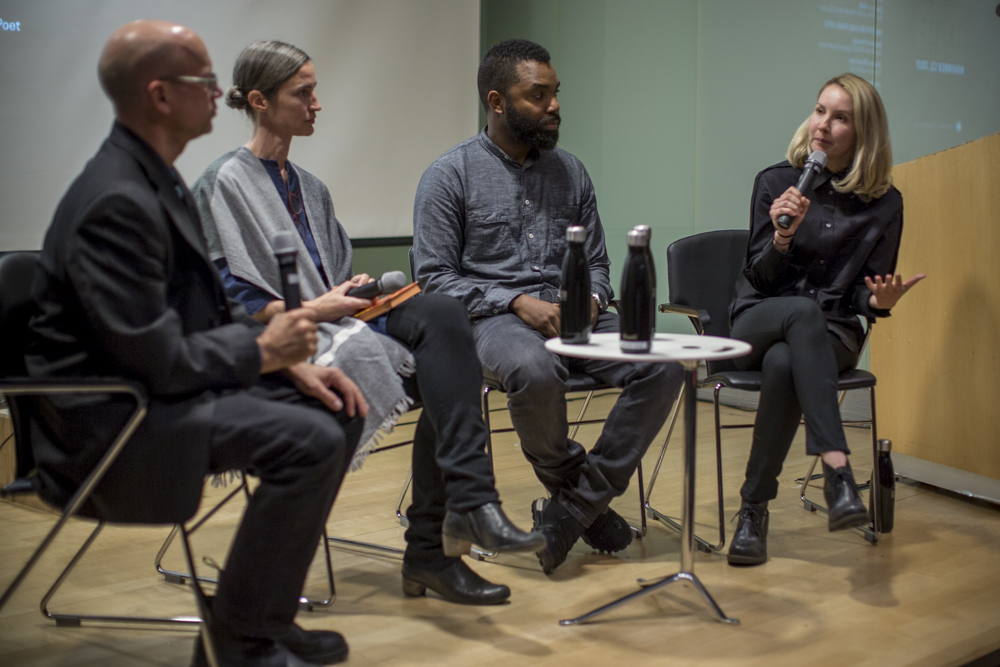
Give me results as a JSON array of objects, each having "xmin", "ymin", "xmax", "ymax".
[{"xmin": 27, "ymin": 20, "xmax": 360, "ymax": 667}]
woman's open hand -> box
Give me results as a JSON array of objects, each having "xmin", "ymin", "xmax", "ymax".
[{"xmin": 866, "ymin": 273, "xmax": 927, "ymax": 311}]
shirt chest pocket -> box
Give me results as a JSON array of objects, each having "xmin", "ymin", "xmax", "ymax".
[
  {"xmin": 546, "ymin": 206, "xmax": 580, "ymax": 263},
  {"xmin": 464, "ymin": 206, "xmax": 519, "ymax": 262}
]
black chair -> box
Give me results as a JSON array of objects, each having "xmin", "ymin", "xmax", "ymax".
[
  {"xmin": 653, "ymin": 229, "xmax": 883, "ymax": 544},
  {"xmin": 0, "ymin": 252, "xmax": 219, "ymax": 665}
]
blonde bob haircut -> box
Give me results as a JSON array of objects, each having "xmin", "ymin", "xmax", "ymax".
[{"xmin": 786, "ymin": 73, "xmax": 893, "ymax": 201}]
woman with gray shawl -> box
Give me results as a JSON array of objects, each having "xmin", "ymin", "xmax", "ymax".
[{"xmin": 193, "ymin": 40, "xmax": 543, "ymax": 609}]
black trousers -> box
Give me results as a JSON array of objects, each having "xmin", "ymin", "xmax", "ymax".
[
  {"xmin": 731, "ymin": 297, "xmax": 858, "ymax": 505},
  {"xmin": 385, "ymin": 294, "xmax": 499, "ymax": 565},
  {"xmin": 208, "ymin": 376, "xmax": 362, "ymax": 637}
]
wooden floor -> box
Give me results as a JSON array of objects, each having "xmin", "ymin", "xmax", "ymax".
[{"xmin": 2, "ymin": 393, "xmax": 1000, "ymax": 667}]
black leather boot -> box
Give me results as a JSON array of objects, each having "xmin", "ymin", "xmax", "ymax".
[
  {"xmin": 402, "ymin": 558, "xmax": 511, "ymax": 605},
  {"xmin": 193, "ymin": 595, "xmax": 345, "ymax": 666},
  {"xmin": 280, "ymin": 625, "xmax": 348, "ymax": 665},
  {"xmin": 441, "ymin": 502, "xmax": 546, "ymax": 556},
  {"xmin": 581, "ymin": 507, "xmax": 633, "ymax": 553},
  {"xmin": 191, "ymin": 627, "xmax": 321, "ymax": 667},
  {"xmin": 531, "ymin": 497, "xmax": 586, "ymax": 574},
  {"xmin": 823, "ymin": 460, "xmax": 868, "ymax": 531},
  {"xmin": 727, "ymin": 500, "xmax": 769, "ymax": 566}
]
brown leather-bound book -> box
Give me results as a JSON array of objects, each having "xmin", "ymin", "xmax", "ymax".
[{"xmin": 354, "ymin": 282, "xmax": 422, "ymax": 322}]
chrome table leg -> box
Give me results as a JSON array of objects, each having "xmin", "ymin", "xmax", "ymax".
[{"xmin": 561, "ymin": 363, "xmax": 738, "ymax": 626}]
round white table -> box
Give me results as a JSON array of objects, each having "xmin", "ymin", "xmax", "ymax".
[{"xmin": 545, "ymin": 332, "xmax": 751, "ymax": 626}]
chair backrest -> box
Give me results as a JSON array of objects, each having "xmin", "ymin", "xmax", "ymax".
[
  {"xmin": 0, "ymin": 252, "xmax": 38, "ymax": 378},
  {"xmin": 666, "ymin": 230, "xmax": 749, "ymax": 374},
  {"xmin": 0, "ymin": 251, "xmax": 40, "ymax": 478}
]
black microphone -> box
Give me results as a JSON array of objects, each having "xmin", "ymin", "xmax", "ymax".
[
  {"xmin": 272, "ymin": 232, "xmax": 301, "ymax": 310},
  {"xmin": 346, "ymin": 270, "xmax": 408, "ymax": 298},
  {"xmin": 777, "ymin": 149, "xmax": 828, "ymax": 229}
]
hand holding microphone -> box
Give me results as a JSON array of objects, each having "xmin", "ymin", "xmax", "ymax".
[
  {"xmin": 772, "ymin": 150, "xmax": 827, "ymax": 231},
  {"xmin": 346, "ymin": 270, "xmax": 407, "ymax": 298},
  {"xmin": 257, "ymin": 232, "xmax": 318, "ymax": 373},
  {"xmin": 304, "ymin": 270, "xmax": 407, "ymax": 322}
]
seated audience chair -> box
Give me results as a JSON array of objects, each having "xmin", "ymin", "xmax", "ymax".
[{"xmin": 0, "ymin": 252, "xmax": 219, "ymax": 665}]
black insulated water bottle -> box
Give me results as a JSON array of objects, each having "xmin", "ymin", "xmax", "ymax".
[
  {"xmin": 620, "ymin": 225, "xmax": 655, "ymax": 353},
  {"xmin": 869, "ymin": 438, "xmax": 895, "ymax": 533},
  {"xmin": 560, "ymin": 225, "xmax": 592, "ymax": 344}
]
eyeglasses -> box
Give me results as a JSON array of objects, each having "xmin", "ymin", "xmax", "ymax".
[
  {"xmin": 161, "ymin": 73, "xmax": 218, "ymax": 92},
  {"xmin": 286, "ymin": 189, "xmax": 305, "ymax": 234},
  {"xmin": 287, "ymin": 190, "xmax": 303, "ymax": 217}
]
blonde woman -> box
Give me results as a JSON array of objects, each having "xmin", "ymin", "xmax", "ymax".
[{"xmin": 727, "ymin": 73, "xmax": 925, "ymax": 566}]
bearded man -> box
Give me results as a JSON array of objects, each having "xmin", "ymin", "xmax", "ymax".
[{"xmin": 412, "ymin": 39, "xmax": 682, "ymax": 575}]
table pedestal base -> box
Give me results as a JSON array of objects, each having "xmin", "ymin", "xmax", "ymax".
[
  {"xmin": 559, "ymin": 571, "xmax": 738, "ymax": 625},
  {"xmin": 558, "ymin": 362, "xmax": 739, "ymax": 627}
]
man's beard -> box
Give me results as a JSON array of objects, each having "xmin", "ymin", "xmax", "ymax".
[{"xmin": 504, "ymin": 101, "xmax": 560, "ymax": 151}]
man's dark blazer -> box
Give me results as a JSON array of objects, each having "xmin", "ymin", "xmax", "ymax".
[{"xmin": 26, "ymin": 122, "xmax": 264, "ymax": 523}]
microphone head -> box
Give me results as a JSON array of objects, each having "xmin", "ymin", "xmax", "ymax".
[
  {"xmin": 272, "ymin": 231, "xmax": 299, "ymax": 256},
  {"xmin": 379, "ymin": 270, "xmax": 408, "ymax": 293},
  {"xmin": 805, "ymin": 149, "xmax": 828, "ymax": 170}
]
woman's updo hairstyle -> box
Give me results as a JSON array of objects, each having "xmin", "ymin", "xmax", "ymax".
[{"xmin": 225, "ymin": 40, "xmax": 310, "ymax": 119}]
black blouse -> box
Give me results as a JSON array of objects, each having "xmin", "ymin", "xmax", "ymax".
[{"xmin": 729, "ymin": 160, "xmax": 904, "ymax": 356}]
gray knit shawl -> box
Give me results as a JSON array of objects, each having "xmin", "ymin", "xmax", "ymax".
[{"xmin": 193, "ymin": 147, "xmax": 414, "ymax": 468}]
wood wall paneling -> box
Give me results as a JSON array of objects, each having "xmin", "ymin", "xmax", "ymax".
[{"xmin": 872, "ymin": 132, "xmax": 1000, "ymax": 480}]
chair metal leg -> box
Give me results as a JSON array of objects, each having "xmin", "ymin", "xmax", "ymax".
[
  {"xmin": 180, "ymin": 526, "xmax": 220, "ymax": 667},
  {"xmin": 157, "ymin": 479, "xmax": 337, "ymax": 608},
  {"xmin": 157, "ymin": 481, "xmax": 248, "ymax": 585},
  {"xmin": 299, "ymin": 527, "xmax": 336, "ymax": 611},
  {"xmin": 0, "ymin": 385, "xmax": 147, "ymax": 615},
  {"xmin": 37, "ymin": 518, "xmax": 204, "ymax": 627},
  {"xmin": 568, "ymin": 390, "xmax": 595, "ymax": 441},
  {"xmin": 642, "ymin": 383, "xmax": 726, "ymax": 552}
]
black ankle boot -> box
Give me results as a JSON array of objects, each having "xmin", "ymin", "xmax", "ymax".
[
  {"xmin": 441, "ymin": 502, "xmax": 546, "ymax": 556},
  {"xmin": 581, "ymin": 507, "xmax": 633, "ymax": 553},
  {"xmin": 823, "ymin": 461, "xmax": 868, "ymax": 531},
  {"xmin": 402, "ymin": 558, "xmax": 510, "ymax": 605},
  {"xmin": 727, "ymin": 501, "xmax": 769, "ymax": 566},
  {"xmin": 531, "ymin": 497, "xmax": 586, "ymax": 574}
]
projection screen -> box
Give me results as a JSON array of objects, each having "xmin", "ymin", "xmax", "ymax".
[{"xmin": 0, "ymin": 0, "xmax": 480, "ymax": 250}]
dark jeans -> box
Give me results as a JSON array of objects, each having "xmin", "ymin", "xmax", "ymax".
[
  {"xmin": 731, "ymin": 297, "xmax": 859, "ymax": 505},
  {"xmin": 385, "ymin": 294, "xmax": 499, "ymax": 565},
  {"xmin": 473, "ymin": 310, "xmax": 683, "ymax": 528},
  {"xmin": 208, "ymin": 376, "xmax": 362, "ymax": 638}
]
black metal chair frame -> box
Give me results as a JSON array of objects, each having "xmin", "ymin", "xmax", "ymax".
[{"xmin": 0, "ymin": 381, "xmax": 220, "ymax": 667}]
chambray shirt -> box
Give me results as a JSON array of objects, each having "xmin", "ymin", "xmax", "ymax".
[
  {"xmin": 730, "ymin": 161, "xmax": 903, "ymax": 356},
  {"xmin": 412, "ymin": 128, "xmax": 612, "ymax": 319}
]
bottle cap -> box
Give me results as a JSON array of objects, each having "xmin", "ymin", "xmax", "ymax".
[
  {"xmin": 566, "ymin": 226, "xmax": 587, "ymax": 243},
  {"xmin": 877, "ymin": 439, "xmax": 892, "ymax": 453},
  {"xmin": 627, "ymin": 226, "xmax": 650, "ymax": 247}
]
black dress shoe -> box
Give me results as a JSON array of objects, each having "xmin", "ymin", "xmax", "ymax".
[
  {"xmin": 823, "ymin": 461, "xmax": 869, "ymax": 531},
  {"xmin": 442, "ymin": 502, "xmax": 546, "ymax": 556},
  {"xmin": 727, "ymin": 501, "xmax": 769, "ymax": 566},
  {"xmin": 280, "ymin": 625, "xmax": 348, "ymax": 665},
  {"xmin": 531, "ymin": 497, "xmax": 586, "ymax": 575},
  {"xmin": 581, "ymin": 507, "xmax": 633, "ymax": 553},
  {"xmin": 402, "ymin": 558, "xmax": 511, "ymax": 604},
  {"xmin": 191, "ymin": 630, "xmax": 320, "ymax": 667}
]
